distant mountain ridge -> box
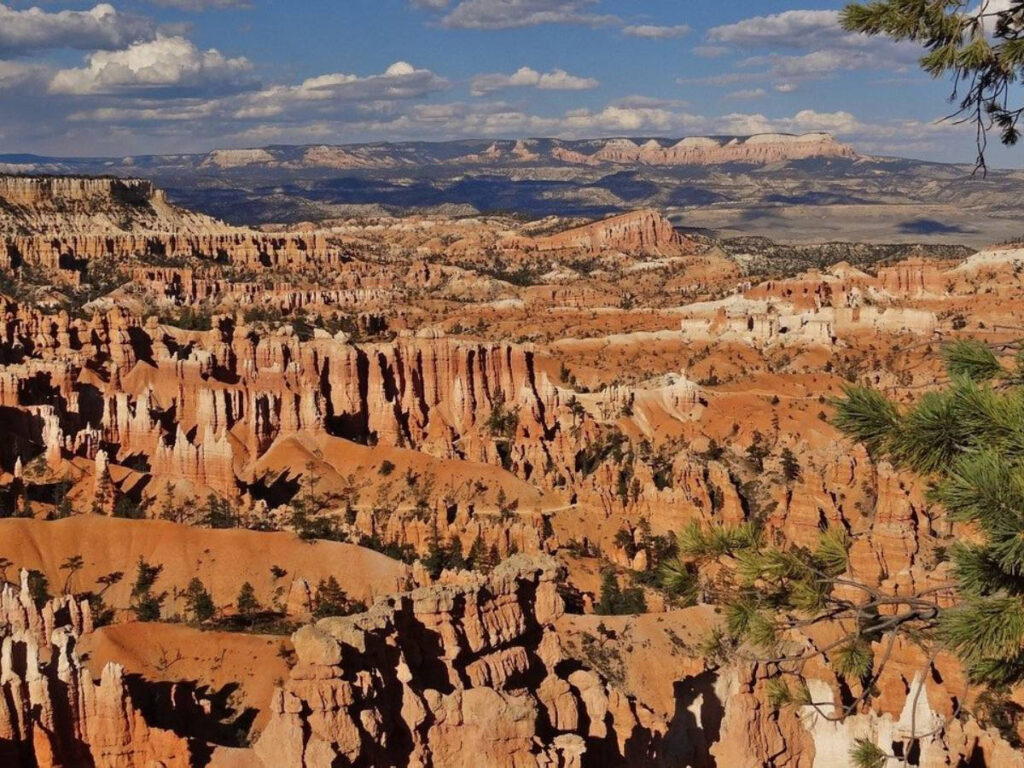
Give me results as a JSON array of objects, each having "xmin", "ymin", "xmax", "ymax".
[{"xmin": 0, "ymin": 133, "xmax": 857, "ymax": 174}]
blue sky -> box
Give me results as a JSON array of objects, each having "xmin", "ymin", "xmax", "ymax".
[{"xmin": 0, "ymin": 0, "xmax": 1012, "ymax": 165}]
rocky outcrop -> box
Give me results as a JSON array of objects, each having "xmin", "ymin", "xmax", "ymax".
[
  {"xmin": 0, "ymin": 176, "xmax": 158, "ymax": 207},
  {"xmin": 0, "ymin": 571, "xmax": 191, "ymax": 768},
  {"xmin": 0, "ymin": 175, "xmax": 232, "ymax": 238},
  {"xmin": 255, "ymin": 555, "xmax": 665, "ymax": 768},
  {"xmin": 509, "ymin": 210, "xmax": 686, "ymax": 254}
]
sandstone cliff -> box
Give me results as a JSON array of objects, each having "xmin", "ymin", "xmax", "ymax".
[
  {"xmin": 0, "ymin": 175, "xmax": 235, "ymax": 237},
  {"xmin": 507, "ymin": 210, "xmax": 687, "ymax": 255}
]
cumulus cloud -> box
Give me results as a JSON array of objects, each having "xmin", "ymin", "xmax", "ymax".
[
  {"xmin": 716, "ymin": 109, "xmax": 863, "ymax": 137},
  {"xmin": 707, "ymin": 10, "xmax": 847, "ymax": 48},
  {"xmin": 0, "ymin": 3, "xmax": 155, "ymax": 57},
  {"xmin": 740, "ymin": 47, "xmax": 917, "ymax": 80},
  {"xmin": 49, "ymin": 35, "xmax": 254, "ymax": 96},
  {"xmin": 0, "ymin": 60, "xmax": 45, "ymax": 90},
  {"xmin": 622, "ymin": 24, "xmax": 691, "ymax": 39},
  {"xmin": 712, "ymin": 109, "xmax": 968, "ymax": 149},
  {"xmin": 62, "ymin": 60, "xmax": 451, "ymax": 132},
  {"xmin": 701, "ymin": 8, "xmax": 919, "ymax": 85},
  {"xmin": 232, "ymin": 61, "xmax": 449, "ymax": 118},
  {"xmin": 433, "ymin": 0, "xmax": 615, "ymax": 29},
  {"xmin": 470, "ymin": 66, "xmax": 598, "ymax": 96},
  {"xmin": 349, "ymin": 101, "xmax": 706, "ymax": 140}
]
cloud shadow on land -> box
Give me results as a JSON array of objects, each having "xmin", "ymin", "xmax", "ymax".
[{"xmin": 897, "ymin": 218, "xmax": 974, "ymax": 235}]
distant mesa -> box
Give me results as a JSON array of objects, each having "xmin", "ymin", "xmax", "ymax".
[
  {"xmin": 200, "ymin": 148, "xmax": 277, "ymax": 169},
  {"xmin": 586, "ymin": 132, "xmax": 857, "ymax": 166}
]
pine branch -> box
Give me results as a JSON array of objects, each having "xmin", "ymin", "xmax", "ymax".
[
  {"xmin": 832, "ymin": 385, "xmax": 900, "ymax": 457},
  {"xmin": 939, "ymin": 594, "xmax": 1024, "ymax": 667},
  {"xmin": 943, "ymin": 339, "xmax": 1004, "ymax": 381}
]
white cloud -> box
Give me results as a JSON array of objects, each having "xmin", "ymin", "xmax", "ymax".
[
  {"xmin": 398, "ymin": 101, "xmax": 704, "ymax": 137},
  {"xmin": 701, "ymin": 9, "xmax": 919, "ymax": 85},
  {"xmin": 740, "ymin": 47, "xmax": 919, "ymax": 80},
  {"xmin": 710, "ymin": 108, "xmax": 965, "ymax": 143},
  {"xmin": 471, "ymin": 66, "xmax": 598, "ymax": 96},
  {"xmin": 69, "ymin": 101, "xmax": 220, "ymax": 122},
  {"xmin": 0, "ymin": 3, "xmax": 155, "ymax": 57},
  {"xmin": 385, "ymin": 61, "xmax": 417, "ymax": 76},
  {"xmin": 742, "ymin": 50, "xmax": 851, "ymax": 79},
  {"xmin": 62, "ymin": 60, "xmax": 451, "ymax": 130},
  {"xmin": 0, "ymin": 60, "xmax": 44, "ymax": 90},
  {"xmin": 233, "ymin": 61, "xmax": 448, "ymax": 118},
  {"xmin": 716, "ymin": 109, "xmax": 862, "ymax": 136},
  {"xmin": 707, "ymin": 10, "xmax": 846, "ymax": 48},
  {"xmin": 775, "ymin": 83, "xmax": 797, "ymax": 93},
  {"xmin": 435, "ymin": 0, "xmax": 615, "ymax": 29},
  {"xmin": 622, "ymin": 24, "xmax": 691, "ymax": 39},
  {"xmin": 49, "ymin": 35, "xmax": 254, "ymax": 95},
  {"xmin": 538, "ymin": 69, "xmax": 599, "ymax": 90},
  {"xmin": 576, "ymin": 105, "xmax": 690, "ymax": 132}
]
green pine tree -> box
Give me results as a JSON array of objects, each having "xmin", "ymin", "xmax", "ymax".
[
  {"xmin": 313, "ymin": 576, "xmax": 363, "ymax": 618},
  {"xmin": 184, "ymin": 577, "xmax": 216, "ymax": 623},
  {"xmin": 236, "ymin": 582, "xmax": 260, "ymax": 617},
  {"xmin": 596, "ymin": 570, "xmax": 622, "ymax": 616},
  {"xmin": 466, "ymin": 537, "xmax": 486, "ymax": 571},
  {"xmin": 130, "ymin": 557, "xmax": 166, "ymax": 622}
]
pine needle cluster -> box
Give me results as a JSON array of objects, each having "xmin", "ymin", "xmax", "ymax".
[{"xmin": 841, "ymin": 1, "xmax": 1024, "ymax": 170}]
